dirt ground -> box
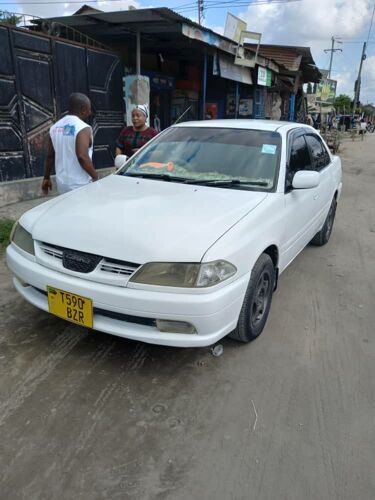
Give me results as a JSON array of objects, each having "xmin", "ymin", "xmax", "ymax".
[{"xmin": 1, "ymin": 134, "xmax": 374, "ymax": 500}]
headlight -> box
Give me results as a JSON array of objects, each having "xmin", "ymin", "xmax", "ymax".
[
  {"xmin": 11, "ymin": 222, "xmax": 35, "ymax": 255},
  {"xmin": 196, "ymin": 261, "xmax": 237, "ymax": 287},
  {"xmin": 129, "ymin": 260, "xmax": 236, "ymax": 288}
]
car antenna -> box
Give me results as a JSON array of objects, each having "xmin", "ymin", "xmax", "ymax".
[{"xmin": 174, "ymin": 106, "xmax": 192, "ymax": 125}]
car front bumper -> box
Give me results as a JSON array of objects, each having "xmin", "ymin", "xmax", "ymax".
[{"xmin": 6, "ymin": 244, "xmax": 249, "ymax": 347}]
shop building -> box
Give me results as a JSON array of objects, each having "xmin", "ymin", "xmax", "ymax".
[
  {"xmin": 39, "ymin": 7, "xmax": 283, "ymax": 127},
  {"xmin": 0, "ymin": 7, "xmax": 321, "ymax": 186},
  {"xmin": 246, "ymin": 44, "xmax": 321, "ymax": 122}
]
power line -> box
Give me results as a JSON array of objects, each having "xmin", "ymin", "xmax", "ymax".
[
  {"xmin": 175, "ymin": 0, "xmax": 301, "ymax": 13},
  {"xmin": 0, "ymin": 0, "xmax": 299, "ymax": 8},
  {"xmin": 0, "ymin": 0, "xmax": 138, "ymax": 3}
]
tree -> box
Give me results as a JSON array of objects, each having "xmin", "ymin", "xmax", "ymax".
[
  {"xmin": 0, "ymin": 12, "xmax": 22, "ymax": 25},
  {"xmin": 334, "ymin": 94, "xmax": 352, "ymax": 113}
]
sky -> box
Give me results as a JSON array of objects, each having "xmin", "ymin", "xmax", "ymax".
[{"xmin": 3, "ymin": 0, "xmax": 375, "ymax": 104}]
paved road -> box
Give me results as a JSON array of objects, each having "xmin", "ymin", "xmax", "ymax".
[{"xmin": 1, "ymin": 135, "xmax": 375, "ymax": 500}]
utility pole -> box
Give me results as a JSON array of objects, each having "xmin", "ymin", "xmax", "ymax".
[
  {"xmin": 353, "ymin": 41, "xmax": 367, "ymax": 113},
  {"xmin": 197, "ymin": 0, "xmax": 204, "ymax": 25},
  {"xmin": 324, "ymin": 36, "xmax": 342, "ymax": 78}
]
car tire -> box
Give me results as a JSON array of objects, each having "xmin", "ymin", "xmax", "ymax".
[
  {"xmin": 229, "ymin": 254, "xmax": 275, "ymax": 343},
  {"xmin": 311, "ymin": 198, "xmax": 337, "ymax": 246}
]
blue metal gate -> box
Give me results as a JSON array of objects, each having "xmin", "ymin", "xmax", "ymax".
[{"xmin": 253, "ymin": 88, "xmax": 266, "ymax": 119}]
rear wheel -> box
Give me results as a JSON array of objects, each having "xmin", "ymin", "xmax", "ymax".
[
  {"xmin": 229, "ymin": 254, "xmax": 275, "ymax": 343},
  {"xmin": 311, "ymin": 198, "xmax": 337, "ymax": 246}
]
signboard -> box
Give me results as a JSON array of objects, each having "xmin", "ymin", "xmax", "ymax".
[
  {"xmin": 226, "ymin": 95, "xmax": 253, "ymax": 117},
  {"xmin": 219, "ymin": 54, "xmax": 253, "ymax": 85},
  {"xmin": 182, "ymin": 23, "xmax": 237, "ymax": 56},
  {"xmin": 257, "ymin": 66, "xmax": 272, "ymax": 87},
  {"xmin": 239, "ymin": 98, "xmax": 253, "ymax": 117},
  {"xmin": 144, "ymin": 71, "xmax": 175, "ymax": 91},
  {"xmin": 315, "ymin": 79, "xmax": 337, "ymax": 104},
  {"xmin": 234, "ymin": 30, "xmax": 261, "ymax": 68},
  {"xmin": 224, "ymin": 13, "xmax": 247, "ymax": 43}
]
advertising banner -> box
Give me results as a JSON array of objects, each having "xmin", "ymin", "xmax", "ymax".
[
  {"xmin": 224, "ymin": 13, "xmax": 247, "ymax": 43},
  {"xmin": 315, "ymin": 79, "xmax": 337, "ymax": 104}
]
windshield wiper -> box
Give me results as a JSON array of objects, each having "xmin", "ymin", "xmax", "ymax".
[
  {"xmin": 184, "ymin": 179, "xmax": 269, "ymax": 187},
  {"xmin": 123, "ymin": 173, "xmax": 269, "ymax": 188},
  {"xmin": 124, "ymin": 172, "xmax": 189, "ymax": 182}
]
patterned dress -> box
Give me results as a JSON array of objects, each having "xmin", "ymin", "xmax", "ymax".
[{"xmin": 116, "ymin": 126, "xmax": 158, "ymax": 157}]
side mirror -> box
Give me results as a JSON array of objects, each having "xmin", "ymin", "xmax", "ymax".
[
  {"xmin": 114, "ymin": 154, "xmax": 128, "ymax": 171},
  {"xmin": 292, "ymin": 170, "xmax": 320, "ymax": 189}
]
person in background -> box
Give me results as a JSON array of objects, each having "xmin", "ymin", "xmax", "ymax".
[
  {"xmin": 42, "ymin": 93, "xmax": 97, "ymax": 195},
  {"xmin": 115, "ymin": 105, "xmax": 158, "ymax": 158},
  {"xmin": 359, "ymin": 118, "xmax": 367, "ymax": 139}
]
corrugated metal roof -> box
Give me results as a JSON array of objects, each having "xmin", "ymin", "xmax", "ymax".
[
  {"xmin": 246, "ymin": 43, "xmax": 321, "ymax": 82},
  {"xmin": 255, "ymin": 45, "xmax": 302, "ymax": 72},
  {"xmin": 40, "ymin": 7, "xmax": 279, "ymax": 71}
]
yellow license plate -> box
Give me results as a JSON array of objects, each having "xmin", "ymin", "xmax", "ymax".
[{"xmin": 47, "ymin": 286, "xmax": 93, "ymax": 328}]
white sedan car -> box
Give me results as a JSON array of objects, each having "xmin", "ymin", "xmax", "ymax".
[{"xmin": 6, "ymin": 120, "xmax": 342, "ymax": 347}]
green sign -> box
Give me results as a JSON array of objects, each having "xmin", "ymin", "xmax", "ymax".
[
  {"xmin": 315, "ymin": 79, "xmax": 337, "ymax": 104},
  {"xmin": 257, "ymin": 66, "xmax": 272, "ymax": 87},
  {"xmin": 266, "ymin": 69, "xmax": 272, "ymax": 87}
]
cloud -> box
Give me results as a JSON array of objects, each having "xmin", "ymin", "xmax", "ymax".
[
  {"xmin": 236, "ymin": 0, "xmax": 374, "ymax": 103},
  {"xmin": 12, "ymin": 0, "xmax": 140, "ymax": 19},
  {"xmin": 211, "ymin": 25, "xmax": 224, "ymax": 36},
  {"xmin": 238, "ymin": 0, "xmax": 373, "ymax": 45},
  {"xmin": 335, "ymin": 71, "xmax": 354, "ymax": 96},
  {"xmin": 361, "ymin": 54, "xmax": 375, "ymax": 103}
]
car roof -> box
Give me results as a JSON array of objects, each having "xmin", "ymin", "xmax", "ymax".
[{"xmin": 174, "ymin": 119, "xmax": 312, "ymax": 133}]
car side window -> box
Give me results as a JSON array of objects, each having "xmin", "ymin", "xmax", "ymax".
[
  {"xmin": 286, "ymin": 134, "xmax": 312, "ymax": 189},
  {"xmin": 305, "ymin": 134, "xmax": 330, "ymax": 171}
]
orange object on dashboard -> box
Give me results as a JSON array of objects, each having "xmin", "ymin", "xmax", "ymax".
[{"xmin": 140, "ymin": 162, "xmax": 175, "ymax": 172}]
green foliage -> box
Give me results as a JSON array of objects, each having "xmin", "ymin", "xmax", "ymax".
[
  {"xmin": 0, "ymin": 219, "xmax": 15, "ymax": 249},
  {"xmin": 1, "ymin": 13, "xmax": 22, "ymax": 25},
  {"xmin": 334, "ymin": 94, "xmax": 352, "ymax": 112}
]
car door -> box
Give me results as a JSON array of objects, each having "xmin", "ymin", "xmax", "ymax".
[
  {"xmin": 304, "ymin": 133, "xmax": 333, "ymax": 228},
  {"xmin": 280, "ymin": 130, "xmax": 321, "ymax": 269}
]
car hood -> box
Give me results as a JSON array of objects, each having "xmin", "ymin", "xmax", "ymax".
[{"xmin": 23, "ymin": 175, "xmax": 268, "ymax": 263}]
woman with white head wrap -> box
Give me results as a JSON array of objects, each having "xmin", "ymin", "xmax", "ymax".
[{"xmin": 115, "ymin": 104, "xmax": 158, "ymax": 158}]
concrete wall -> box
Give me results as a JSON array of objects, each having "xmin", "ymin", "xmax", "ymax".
[{"xmin": 0, "ymin": 167, "xmax": 115, "ymax": 208}]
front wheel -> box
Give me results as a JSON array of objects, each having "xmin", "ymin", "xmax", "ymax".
[
  {"xmin": 311, "ymin": 198, "xmax": 337, "ymax": 246},
  {"xmin": 229, "ymin": 254, "xmax": 275, "ymax": 343}
]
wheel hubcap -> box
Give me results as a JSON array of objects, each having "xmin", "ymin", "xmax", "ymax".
[{"xmin": 251, "ymin": 271, "xmax": 271, "ymax": 328}]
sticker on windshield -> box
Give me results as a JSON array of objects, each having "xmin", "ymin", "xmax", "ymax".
[{"xmin": 261, "ymin": 144, "xmax": 277, "ymax": 155}]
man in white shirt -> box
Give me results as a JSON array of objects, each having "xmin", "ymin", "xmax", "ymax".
[{"xmin": 42, "ymin": 93, "xmax": 98, "ymax": 194}]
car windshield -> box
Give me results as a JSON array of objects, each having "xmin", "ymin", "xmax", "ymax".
[{"xmin": 118, "ymin": 126, "xmax": 281, "ymax": 191}]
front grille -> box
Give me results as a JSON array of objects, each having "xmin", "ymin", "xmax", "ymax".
[
  {"xmin": 40, "ymin": 242, "xmax": 140, "ymax": 277},
  {"xmin": 62, "ymin": 249, "xmax": 102, "ymax": 273},
  {"xmin": 39, "ymin": 243, "xmax": 63, "ymax": 260},
  {"xmin": 100, "ymin": 258, "xmax": 139, "ymax": 276}
]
